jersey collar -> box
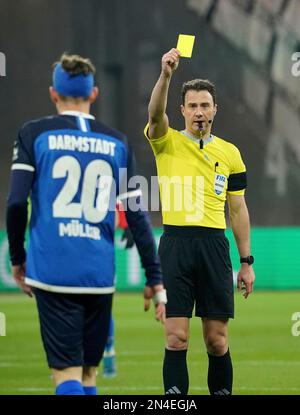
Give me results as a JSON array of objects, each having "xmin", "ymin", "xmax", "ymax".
[
  {"xmin": 180, "ymin": 129, "xmax": 214, "ymax": 146},
  {"xmin": 61, "ymin": 110, "xmax": 95, "ymax": 120}
]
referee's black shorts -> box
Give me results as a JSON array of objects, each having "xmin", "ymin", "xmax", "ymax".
[
  {"xmin": 158, "ymin": 225, "xmax": 234, "ymax": 319},
  {"xmin": 33, "ymin": 287, "xmax": 113, "ymax": 369}
]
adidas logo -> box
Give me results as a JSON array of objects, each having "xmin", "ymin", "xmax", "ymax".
[
  {"xmin": 166, "ymin": 386, "xmax": 181, "ymax": 394},
  {"xmin": 214, "ymin": 388, "xmax": 230, "ymax": 395}
]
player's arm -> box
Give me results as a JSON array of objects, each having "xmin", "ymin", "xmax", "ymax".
[
  {"xmin": 123, "ymin": 198, "xmax": 166, "ymax": 323},
  {"xmin": 121, "ymin": 141, "xmax": 166, "ymax": 322},
  {"xmin": 147, "ymin": 48, "xmax": 180, "ymax": 140},
  {"xmin": 6, "ymin": 127, "xmax": 35, "ymax": 297},
  {"xmin": 6, "ymin": 170, "xmax": 34, "ymax": 297},
  {"xmin": 227, "ymin": 194, "xmax": 255, "ymax": 299},
  {"xmin": 116, "ymin": 201, "xmax": 135, "ymax": 249}
]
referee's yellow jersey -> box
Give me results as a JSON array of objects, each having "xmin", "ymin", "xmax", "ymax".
[{"xmin": 144, "ymin": 125, "xmax": 247, "ymax": 229}]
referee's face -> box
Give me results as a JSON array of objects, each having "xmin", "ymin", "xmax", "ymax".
[{"xmin": 181, "ymin": 90, "xmax": 217, "ymax": 137}]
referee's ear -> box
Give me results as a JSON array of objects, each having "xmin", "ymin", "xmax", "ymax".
[
  {"xmin": 213, "ymin": 104, "xmax": 218, "ymax": 116},
  {"xmin": 180, "ymin": 104, "xmax": 185, "ymax": 118}
]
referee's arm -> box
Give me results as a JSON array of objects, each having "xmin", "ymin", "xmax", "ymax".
[
  {"xmin": 148, "ymin": 49, "xmax": 180, "ymax": 139},
  {"xmin": 227, "ymin": 194, "xmax": 255, "ymax": 299},
  {"xmin": 227, "ymin": 194, "xmax": 250, "ymax": 257}
]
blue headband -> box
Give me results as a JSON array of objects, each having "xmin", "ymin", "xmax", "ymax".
[{"xmin": 53, "ymin": 63, "xmax": 94, "ymax": 97}]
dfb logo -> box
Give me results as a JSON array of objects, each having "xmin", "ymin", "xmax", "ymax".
[
  {"xmin": 291, "ymin": 312, "xmax": 300, "ymax": 337},
  {"xmin": 0, "ymin": 52, "xmax": 6, "ymax": 77},
  {"xmin": 291, "ymin": 52, "xmax": 300, "ymax": 77},
  {"xmin": 0, "ymin": 312, "xmax": 6, "ymax": 336}
]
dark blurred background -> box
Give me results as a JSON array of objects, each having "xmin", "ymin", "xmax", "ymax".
[{"xmin": 0, "ymin": 0, "xmax": 299, "ymax": 227}]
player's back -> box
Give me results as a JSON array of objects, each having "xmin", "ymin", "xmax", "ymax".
[{"xmin": 14, "ymin": 111, "xmax": 129, "ymax": 293}]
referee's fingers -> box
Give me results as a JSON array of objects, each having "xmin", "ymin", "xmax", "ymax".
[
  {"xmin": 244, "ymin": 281, "xmax": 253, "ymax": 299},
  {"xmin": 237, "ymin": 277, "xmax": 243, "ymax": 291}
]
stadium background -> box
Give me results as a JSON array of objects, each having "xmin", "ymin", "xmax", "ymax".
[
  {"xmin": 0, "ymin": 0, "xmax": 299, "ymax": 290},
  {"xmin": 0, "ymin": 0, "xmax": 300, "ymax": 395}
]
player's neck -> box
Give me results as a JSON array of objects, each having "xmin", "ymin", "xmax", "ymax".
[{"xmin": 56, "ymin": 102, "xmax": 91, "ymax": 115}]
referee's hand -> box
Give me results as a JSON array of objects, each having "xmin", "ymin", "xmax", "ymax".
[
  {"xmin": 237, "ymin": 264, "xmax": 255, "ymax": 299},
  {"xmin": 161, "ymin": 49, "xmax": 180, "ymax": 78},
  {"xmin": 144, "ymin": 284, "xmax": 166, "ymax": 324},
  {"xmin": 12, "ymin": 263, "xmax": 33, "ymax": 298}
]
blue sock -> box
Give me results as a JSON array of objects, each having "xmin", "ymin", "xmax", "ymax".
[
  {"xmin": 83, "ymin": 386, "xmax": 98, "ymax": 395},
  {"xmin": 55, "ymin": 379, "xmax": 85, "ymax": 395}
]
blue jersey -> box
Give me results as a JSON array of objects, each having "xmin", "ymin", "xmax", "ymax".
[{"xmin": 10, "ymin": 111, "xmax": 139, "ymax": 293}]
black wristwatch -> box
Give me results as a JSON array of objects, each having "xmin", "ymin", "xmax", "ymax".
[{"xmin": 240, "ymin": 255, "xmax": 254, "ymax": 265}]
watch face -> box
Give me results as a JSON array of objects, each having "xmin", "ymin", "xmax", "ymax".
[
  {"xmin": 249, "ymin": 255, "xmax": 254, "ymax": 264},
  {"xmin": 241, "ymin": 256, "xmax": 254, "ymax": 264}
]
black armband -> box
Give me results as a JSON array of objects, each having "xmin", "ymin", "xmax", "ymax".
[{"xmin": 227, "ymin": 171, "xmax": 247, "ymax": 191}]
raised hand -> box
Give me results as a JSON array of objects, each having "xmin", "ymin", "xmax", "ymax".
[{"xmin": 161, "ymin": 48, "xmax": 181, "ymax": 77}]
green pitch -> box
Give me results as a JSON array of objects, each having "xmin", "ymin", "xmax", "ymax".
[{"xmin": 0, "ymin": 291, "xmax": 300, "ymax": 395}]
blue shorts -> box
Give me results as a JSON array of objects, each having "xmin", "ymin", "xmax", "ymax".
[{"xmin": 33, "ymin": 287, "xmax": 113, "ymax": 368}]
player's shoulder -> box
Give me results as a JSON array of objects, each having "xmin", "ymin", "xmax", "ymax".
[
  {"xmin": 91, "ymin": 120, "xmax": 128, "ymax": 145},
  {"xmin": 19, "ymin": 115, "xmax": 64, "ymax": 137}
]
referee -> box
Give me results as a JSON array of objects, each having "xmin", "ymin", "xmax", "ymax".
[{"xmin": 144, "ymin": 48, "xmax": 255, "ymax": 395}]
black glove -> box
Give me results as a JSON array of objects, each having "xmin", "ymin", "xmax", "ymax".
[{"xmin": 121, "ymin": 227, "xmax": 135, "ymax": 249}]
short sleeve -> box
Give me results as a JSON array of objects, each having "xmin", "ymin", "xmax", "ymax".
[
  {"xmin": 227, "ymin": 144, "xmax": 247, "ymax": 195},
  {"xmin": 144, "ymin": 123, "xmax": 172, "ymax": 156}
]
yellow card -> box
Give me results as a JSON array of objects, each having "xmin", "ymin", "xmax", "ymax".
[{"xmin": 176, "ymin": 34, "xmax": 195, "ymax": 58}]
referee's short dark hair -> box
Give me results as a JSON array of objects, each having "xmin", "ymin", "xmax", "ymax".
[{"xmin": 181, "ymin": 79, "xmax": 216, "ymax": 105}]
